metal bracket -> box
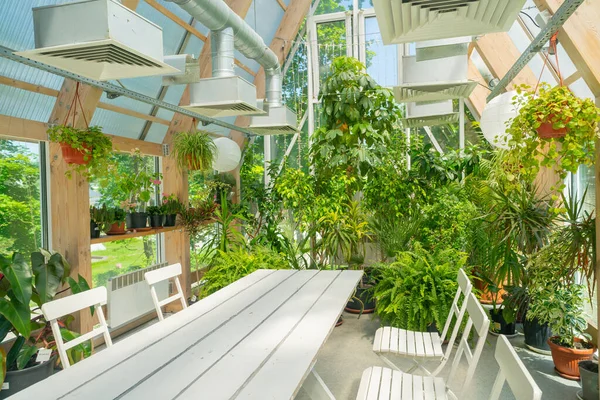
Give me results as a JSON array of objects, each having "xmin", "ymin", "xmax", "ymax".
[{"xmin": 162, "ymin": 144, "xmax": 170, "ymax": 156}]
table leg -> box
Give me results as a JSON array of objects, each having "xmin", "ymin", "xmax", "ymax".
[{"xmin": 300, "ymin": 367, "xmax": 336, "ymax": 400}]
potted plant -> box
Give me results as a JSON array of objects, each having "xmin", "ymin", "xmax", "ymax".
[
  {"xmin": 0, "ymin": 250, "xmax": 92, "ymax": 397},
  {"xmin": 147, "ymin": 205, "xmax": 165, "ymax": 228},
  {"xmin": 47, "ymin": 125, "xmax": 113, "ymax": 179},
  {"xmin": 90, "ymin": 204, "xmax": 112, "ymax": 239},
  {"xmin": 503, "ymin": 83, "xmax": 600, "ymax": 193},
  {"xmin": 116, "ymin": 150, "xmax": 162, "ymax": 230},
  {"xmin": 171, "ymin": 130, "xmax": 216, "ymax": 172},
  {"xmin": 162, "ymin": 193, "xmax": 182, "ymax": 227},
  {"xmin": 578, "ymin": 360, "xmax": 599, "ymax": 400},
  {"xmin": 105, "ymin": 207, "xmax": 126, "ymax": 235},
  {"xmin": 527, "ymin": 263, "xmax": 596, "ymax": 380},
  {"xmin": 179, "ymin": 198, "xmax": 218, "ymax": 239},
  {"xmin": 372, "ymin": 243, "xmax": 466, "ymax": 333}
]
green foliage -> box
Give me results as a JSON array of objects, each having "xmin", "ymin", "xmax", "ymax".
[
  {"xmin": 310, "ymin": 56, "xmax": 403, "ymax": 183},
  {"xmin": 0, "ymin": 141, "xmax": 41, "ymax": 255},
  {"xmin": 146, "ymin": 205, "xmax": 164, "ymax": 216},
  {"xmin": 162, "ymin": 193, "xmax": 183, "ymax": 215},
  {"xmin": 373, "ymin": 244, "xmax": 466, "ymax": 331},
  {"xmin": 0, "ymin": 250, "xmax": 92, "ymax": 381},
  {"xmin": 503, "ymin": 84, "xmax": 600, "ymax": 195},
  {"xmin": 90, "ymin": 204, "xmax": 113, "ymax": 233},
  {"xmin": 199, "ymin": 246, "xmax": 290, "ymax": 298},
  {"xmin": 171, "ymin": 130, "xmax": 216, "ymax": 172},
  {"xmin": 47, "ymin": 125, "xmax": 113, "ymax": 179},
  {"xmin": 178, "ymin": 198, "xmax": 218, "ymax": 240}
]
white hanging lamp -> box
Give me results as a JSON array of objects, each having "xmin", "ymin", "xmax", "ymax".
[
  {"xmin": 212, "ymin": 137, "xmax": 241, "ymax": 172},
  {"xmin": 480, "ymin": 91, "xmax": 521, "ymax": 149}
]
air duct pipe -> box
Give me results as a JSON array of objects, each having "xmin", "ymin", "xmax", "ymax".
[{"xmin": 167, "ymin": 0, "xmax": 283, "ymax": 107}]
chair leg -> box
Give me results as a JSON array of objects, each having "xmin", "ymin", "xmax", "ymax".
[
  {"xmin": 300, "ymin": 367, "xmax": 336, "ymax": 400},
  {"xmin": 378, "ymin": 353, "xmax": 438, "ymax": 376},
  {"xmin": 377, "ymin": 354, "xmax": 402, "ymax": 371}
]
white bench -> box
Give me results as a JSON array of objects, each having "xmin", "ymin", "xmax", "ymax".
[
  {"xmin": 357, "ymin": 293, "xmax": 489, "ymax": 400},
  {"xmin": 373, "ymin": 268, "xmax": 472, "ymax": 376}
]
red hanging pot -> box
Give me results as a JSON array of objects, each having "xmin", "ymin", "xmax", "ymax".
[
  {"xmin": 536, "ymin": 114, "xmax": 571, "ymax": 140},
  {"xmin": 60, "ymin": 143, "xmax": 91, "ymax": 165}
]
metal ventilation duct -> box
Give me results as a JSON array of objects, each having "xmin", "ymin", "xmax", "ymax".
[
  {"xmin": 17, "ymin": 0, "xmax": 177, "ymax": 81},
  {"xmin": 249, "ymin": 101, "xmax": 300, "ymax": 135},
  {"xmin": 168, "ymin": 0, "xmax": 298, "ymax": 132},
  {"xmin": 401, "ymin": 100, "xmax": 459, "ymax": 128},
  {"xmin": 373, "ymin": 0, "xmax": 527, "ymax": 44}
]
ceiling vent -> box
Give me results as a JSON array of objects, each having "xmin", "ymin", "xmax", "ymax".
[
  {"xmin": 394, "ymin": 54, "xmax": 476, "ymax": 103},
  {"xmin": 249, "ymin": 102, "xmax": 299, "ymax": 135},
  {"xmin": 182, "ymin": 76, "xmax": 265, "ymax": 118},
  {"xmin": 373, "ymin": 0, "xmax": 527, "ymax": 44},
  {"xmin": 162, "ymin": 54, "xmax": 200, "ymax": 86},
  {"xmin": 401, "ymin": 100, "xmax": 458, "ymax": 128},
  {"xmin": 17, "ymin": 0, "xmax": 177, "ymax": 81},
  {"xmin": 416, "ymin": 37, "xmax": 472, "ymax": 61}
]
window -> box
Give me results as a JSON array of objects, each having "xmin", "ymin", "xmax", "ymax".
[
  {"xmin": 0, "ymin": 139, "xmax": 45, "ymax": 255},
  {"xmin": 89, "ymin": 152, "xmax": 162, "ymax": 288}
]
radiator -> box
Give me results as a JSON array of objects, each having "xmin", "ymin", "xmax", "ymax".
[{"xmin": 107, "ymin": 263, "xmax": 169, "ymax": 329}]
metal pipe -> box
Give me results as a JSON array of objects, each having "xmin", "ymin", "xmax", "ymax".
[
  {"xmin": 211, "ymin": 27, "xmax": 235, "ymax": 77},
  {"xmin": 167, "ymin": 0, "xmax": 283, "ymax": 106}
]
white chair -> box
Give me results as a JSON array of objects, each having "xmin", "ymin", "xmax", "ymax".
[
  {"xmin": 357, "ymin": 293, "xmax": 490, "ymax": 400},
  {"xmin": 490, "ymin": 335, "xmax": 542, "ymax": 400},
  {"xmin": 144, "ymin": 263, "xmax": 187, "ymax": 321},
  {"xmin": 41, "ymin": 286, "xmax": 112, "ymax": 369},
  {"xmin": 373, "ymin": 268, "xmax": 472, "ymax": 376}
]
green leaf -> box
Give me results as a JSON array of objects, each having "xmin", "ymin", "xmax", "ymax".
[
  {"xmin": 0, "ymin": 347, "xmax": 6, "ymax": 388},
  {"xmin": 0, "ymin": 253, "xmax": 32, "ymax": 306},
  {"xmin": 6, "ymin": 336, "xmax": 25, "ymax": 370},
  {"xmin": 0, "ymin": 298, "xmax": 31, "ymax": 339},
  {"xmin": 16, "ymin": 344, "xmax": 38, "ymax": 370},
  {"xmin": 32, "ymin": 253, "xmax": 65, "ymax": 304},
  {"xmin": 0, "ymin": 315, "xmax": 12, "ymax": 343},
  {"xmin": 68, "ymin": 276, "xmax": 93, "ymax": 315}
]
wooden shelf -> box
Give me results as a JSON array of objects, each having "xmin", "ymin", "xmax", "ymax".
[{"xmin": 90, "ymin": 226, "xmax": 181, "ymax": 244}]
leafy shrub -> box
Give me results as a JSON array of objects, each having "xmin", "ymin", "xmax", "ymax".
[
  {"xmin": 199, "ymin": 246, "xmax": 290, "ymax": 298},
  {"xmin": 373, "ymin": 243, "xmax": 466, "ymax": 331}
]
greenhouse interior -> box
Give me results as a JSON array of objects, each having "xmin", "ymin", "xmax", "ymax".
[{"xmin": 0, "ymin": 0, "xmax": 599, "ymax": 399}]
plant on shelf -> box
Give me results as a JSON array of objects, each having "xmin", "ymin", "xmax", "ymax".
[
  {"xmin": 90, "ymin": 204, "xmax": 112, "ymax": 239},
  {"xmin": 198, "ymin": 246, "xmax": 290, "ymax": 299},
  {"xmin": 47, "ymin": 125, "xmax": 113, "ymax": 179},
  {"xmin": 526, "ymin": 260, "xmax": 596, "ymax": 380},
  {"xmin": 372, "ymin": 243, "xmax": 466, "ymax": 332},
  {"xmin": 162, "ymin": 193, "xmax": 182, "ymax": 227},
  {"xmin": 178, "ymin": 198, "xmax": 218, "ymax": 240},
  {"xmin": 147, "ymin": 205, "xmax": 165, "ymax": 229},
  {"xmin": 171, "ymin": 129, "xmax": 216, "ymax": 172},
  {"xmin": 503, "ymin": 83, "xmax": 600, "ymax": 194},
  {"xmin": 0, "ymin": 250, "xmax": 92, "ymax": 392},
  {"xmin": 105, "ymin": 207, "xmax": 127, "ymax": 235}
]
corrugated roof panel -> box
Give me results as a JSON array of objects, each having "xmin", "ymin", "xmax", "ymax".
[
  {"xmin": 145, "ymin": 123, "xmax": 169, "ymax": 144},
  {"xmin": 507, "ymin": 21, "xmax": 556, "ymax": 86},
  {"xmin": 136, "ymin": 0, "xmax": 189, "ymax": 58},
  {"xmin": 0, "ymin": 86, "xmax": 54, "ymax": 122},
  {"xmin": 156, "ymin": 108, "xmax": 175, "ymax": 121},
  {"xmin": 99, "ymin": 93, "xmax": 153, "ymax": 116},
  {"xmin": 90, "ymin": 108, "xmax": 145, "ymax": 139}
]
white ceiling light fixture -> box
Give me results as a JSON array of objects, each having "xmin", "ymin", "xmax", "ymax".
[
  {"xmin": 401, "ymin": 100, "xmax": 459, "ymax": 129},
  {"xmin": 480, "ymin": 90, "xmax": 522, "ymax": 149},
  {"xmin": 212, "ymin": 137, "xmax": 241, "ymax": 172},
  {"xmin": 17, "ymin": 0, "xmax": 178, "ymax": 81},
  {"xmin": 373, "ymin": 0, "xmax": 527, "ymax": 44}
]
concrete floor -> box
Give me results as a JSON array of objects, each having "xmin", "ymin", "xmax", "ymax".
[{"xmin": 296, "ymin": 312, "xmax": 582, "ymax": 400}]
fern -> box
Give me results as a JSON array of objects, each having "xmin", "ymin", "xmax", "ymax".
[{"xmin": 373, "ymin": 243, "xmax": 466, "ymax": 331}]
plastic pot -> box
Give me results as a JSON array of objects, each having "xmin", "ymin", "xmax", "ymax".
[
  {"xmin": 90, "ymin": 220, "xmax": 101, "ymax": 239},
  {"xmin": 149, "ymin": 215, "xmax": 164, "ymax": 228},
  {"xmin": 578, "ymin": 360, "xmax": 599, "ymax": 400},
  {"xmin": 106, "ymin": 222, "xmax": 126, "ymax": 235},
  {"xmin": 59, "ymin": 143, "xmax": 89, "ymax": 165},
  {"xmin": 548, "ymin": 336, "xmax": 596, "ymax": 380},
  {"xmin": 536, "ymin": 114, "xmax": 570, "ymax": 139},
  {"xmin": 523, "ymin": 317, "xmax": 552, "ymax": 354},
  {"xmin": 127, "ymin": 212, "xmax": 148, "ymax": 229},
  {"xmin": 164, "ymin": 214, "xmax": 177, "ymax": 227},
  {"xmin": 345, "ymin": 286, "xmax": 375, "ymax": 314},
  {"xmin": 490, "ymin": 308, "xmax": 516, "ymax": 335},
  {"xmin": 0, "ymin": 355, "xmax": 56, "ymax": 398}
]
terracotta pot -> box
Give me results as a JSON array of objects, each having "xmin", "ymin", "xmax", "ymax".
[
  {"xmin": 473, "ymin": 275, "xmax": 505, "ymax": 305},
  {"xmin": 536, "ymin": 114, "xmax": 570, "ymax": 139},
  {"xmin": 186, "ymin": 155, "xmax": 207, "ymax": 171},
  {"xmin": 548, "ymin": 336, "xmax": 596, "ymax": 380},
  {"xmin": 60, "ymin": 143, "xmax": 90, "ymax": 165},
  {"xmin": 106, "ymin": 222, "xmax": 126, "ymax": 235}
]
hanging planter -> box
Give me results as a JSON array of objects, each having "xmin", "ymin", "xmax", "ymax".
[
  {"xmin": 536, "ymin": 113, "xmax": 570, "ymax": 139},
  {"xmin": 171, "ymin": 120, "xmax": 216, "ymax": 172},
  {"xmin": 47, "ymin": 83, "xmax": 113, "ymax": 179}
]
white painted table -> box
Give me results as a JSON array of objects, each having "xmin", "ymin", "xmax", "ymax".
[{"xmin": 10, "ymin": 269, "xmax": 362, "ymax": 400}]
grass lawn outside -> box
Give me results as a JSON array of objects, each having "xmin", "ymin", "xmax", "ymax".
[{"xmin": 91, "ymin": 237, "xmax": 157, "ymax": 288}]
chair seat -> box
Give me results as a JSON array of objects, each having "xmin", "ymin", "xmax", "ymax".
[
  {"xmin": 357, "ymin": 366, "xmax": 448, "ymax": 400},
  {"xmin": 373, "ymin": 327, "xmax": 444, "ymax": 358}
]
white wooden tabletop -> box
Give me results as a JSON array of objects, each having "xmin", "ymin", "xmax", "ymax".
[{"xmin": 10, "ymin": 269, "xmax": 362, "ymax": 400}]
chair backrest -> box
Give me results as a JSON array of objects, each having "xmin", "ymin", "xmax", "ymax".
[
  {"xmin": 41, "ymin": 287, "xmax": 111, "ymax": 369},
  {"xmin": 490, "ymin": 335, "xmax": 542, "ymax": 400},
  {"xmin": 447, "ymin": 293, "xmax": 490, "ymax": 397},
  {"xmin": 144, "ymin": 263, "xmax": 187, "ymax": 321},
  {"xmin": 439, "ymin": 269, "xmax": 472, "ymax": 359}
]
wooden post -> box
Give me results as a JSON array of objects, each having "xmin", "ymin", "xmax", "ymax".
[{"xmin": 48, "ymin": 80, "xmax": 103, "ymax": 335}]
